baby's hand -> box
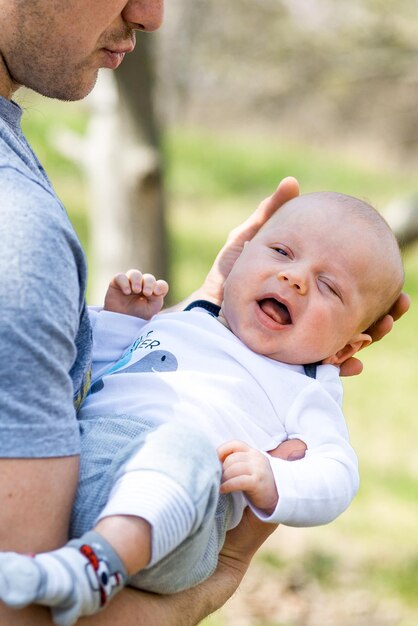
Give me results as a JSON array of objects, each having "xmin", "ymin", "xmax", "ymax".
[
  {"xmin": 104, "ymin": 269, "xmax": 169, "ymax": 319},
  {"xmin": 218, "ymin": 440, "xmax": 278, "ymax": 515}
]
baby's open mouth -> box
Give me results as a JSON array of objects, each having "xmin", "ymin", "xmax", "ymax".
[{"xmin": 258, "ymin": 298, "xmax": 292, "ymax": 325}]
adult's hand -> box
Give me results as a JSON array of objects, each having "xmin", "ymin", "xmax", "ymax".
[
  {"xmin": 198, "ymin": 177, "xmax": 300, "ymax": 305},
  {"xmin": 216, "ymin": 508, "xmax": 276, "ymax": 588}
]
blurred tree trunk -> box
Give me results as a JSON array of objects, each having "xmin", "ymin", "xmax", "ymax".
[
  {"xmin": 87, "ymin": 36, "xmax": 167, "ymax": 304},
  {"xmin": 384, "ymin": 197, "xmax": 418, "ymax": 249}
]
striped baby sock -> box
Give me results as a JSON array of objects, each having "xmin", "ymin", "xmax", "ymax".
[{"xmin": 0, "ymin": 531, "xmax": 127, "ymax": 626}]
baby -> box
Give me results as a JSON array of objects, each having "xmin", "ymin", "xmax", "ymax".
[{"xmin": 0, "ymin": 192, "xmax": 404, "ymax": 626}]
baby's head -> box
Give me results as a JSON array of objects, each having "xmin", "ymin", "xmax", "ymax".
[{"xmin": 220, "ymin": 191, "xmax": 404, "ymax": 366}]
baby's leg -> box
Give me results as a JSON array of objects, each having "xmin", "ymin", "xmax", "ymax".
[
  {"xmin": 0, "ymin": 422, "xmax": 223, "ymax": 621},
  {"xmin": 95, "ymin": 421, "xmax": 223, "ymax": 576},
  {"xmin": 94, "ymin": 515, "xmax": 152, "ymax": 576}
]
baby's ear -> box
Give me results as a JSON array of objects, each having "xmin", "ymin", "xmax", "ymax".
[{"xmin": 323, "ymin": 333, "xmax": 372, "ymax": 366}]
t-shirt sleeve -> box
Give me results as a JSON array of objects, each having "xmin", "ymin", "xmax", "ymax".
[{"xmin": 0, "ymin": 171, "xmax": 83, "ymax": 457}]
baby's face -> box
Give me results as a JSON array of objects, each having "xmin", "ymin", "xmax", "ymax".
[{"xmin": 220, "ymin": 195, "xmax": 385, "ymax": 365}]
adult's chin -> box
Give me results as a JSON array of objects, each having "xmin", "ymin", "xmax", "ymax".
[{"xmin": 24, "ymin": 66, "xmax": 100, "ymax": 102}]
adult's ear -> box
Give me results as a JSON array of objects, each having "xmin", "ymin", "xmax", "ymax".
[{"xmin": 323, "ymin": 333, "xmax": 372, "ymax": 366}]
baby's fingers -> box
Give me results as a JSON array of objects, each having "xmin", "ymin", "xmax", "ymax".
[
  {"xmin": 220, "ymin": 474, "xmax": 256, "ymax": 495},
  {"xmin": 154, "ymin": 279, "xmax": 169, "ymax": 297},
  {"xmin": 141, "ymin": 273, "xmax": 159, "ymax": 297},
  {"xmin": 126, "ymin": 269, "xmax": 144, "ymax": 293},
  {"xmin": 218, "ymin": 440, "xmax": 251, "ymax": 463},
  {"xmin": 221, "ymin": 458, "xmax": 252, "ymax": 483},
  {"xmin": 111, "ymin": 272, "xmax": 135, "ymax": 295}
]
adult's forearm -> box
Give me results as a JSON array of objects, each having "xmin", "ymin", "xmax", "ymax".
[
  {"xmin": 81, "ymin": 555, "xmax": 246, "ymax": 626},
  {"xmin": 0, "ymin": 547, "xmax": 247, "ymax": 626},
  {"xmin": 0, "ymin": 457, "xmax": 79, "ymax": 552},
  {"xmin": 0, "ymin": 456, "xmax": 79, "ymax": 625},
  {"xmin": 0, "ymin": 587, "xmax": 207, "ymax": 626},
  {"xmin": 82, "ymin": 574, "xmax": 242, "ymax": 626},
  {"xmin": 0, "ymin": 541, "xmax": 247, "ymax": 626}
]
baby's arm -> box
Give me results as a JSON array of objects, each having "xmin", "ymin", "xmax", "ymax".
[
  {"xmin": 220, "ymin": 380, "xmax": 359, "ymax": 529},
  {"xmin": 263, "ymin": 383, "xmax": 359, "ymax": 527},
  {"xmin": 103, "ymin": 269, "xmax": 169, "ymax": 320}
]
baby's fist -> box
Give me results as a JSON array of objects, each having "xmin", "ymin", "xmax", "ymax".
[
  {"xmin": 218, "ymin": 440, "xmax": 278, "ymax": 515},
  {"xmin": 104, "ymin": 269, "xmax": 169, "ymax": 319}
]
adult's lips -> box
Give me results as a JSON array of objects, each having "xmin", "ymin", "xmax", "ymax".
[
  {"xmin": 258, "ymin": 298, "xmax": 292, "ymax": 325},
  {"xmin": 102, "ymin": 38, "xmax": 136, "ymax": 66},
  {"xmin": 104, "ymin": 32, "xmax": 136, "ymax": 56},
  {"xmin": 106, "ymin": 41, "xmax": 135, "ymax": 55},
  {"xmin": 102, "ymin": 49, "xmax": 127, "ymax": 70}
]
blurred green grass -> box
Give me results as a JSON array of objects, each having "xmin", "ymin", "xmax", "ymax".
[
  {"xmin": 19, "ymin": 93, "xmax": 90, "ymax": 252},
  {"xmin": 18, "ymin": 96, "xmax": 418, "ymax": 623},
  {"xmin": 164, "ymin": 128, "xmax": 418, "ymax": 302}
]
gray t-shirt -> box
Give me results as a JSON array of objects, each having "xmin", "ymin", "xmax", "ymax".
[{"xmin": 0, "ymin": 96, "xmax": 92, "ymax": 457}]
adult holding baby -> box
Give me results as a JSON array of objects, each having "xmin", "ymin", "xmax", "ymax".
[{"xmin": 0, "ymin": 1, "xmax": 409, "ymax": 625}]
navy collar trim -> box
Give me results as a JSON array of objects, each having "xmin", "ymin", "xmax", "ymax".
[
  {"xmin": 184, "ymin": 299, "xmax": 317, "ymax": 378},
  {"xmin": 184, "ymin": 299, "xmax": 221, "ymax": 318}
]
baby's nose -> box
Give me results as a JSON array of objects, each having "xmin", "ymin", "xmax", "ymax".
[{"xmin": 278, "ymin": 270, "xmax": 308, "ymax": 295}]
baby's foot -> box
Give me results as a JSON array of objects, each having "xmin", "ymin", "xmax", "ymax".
[
  {"xmin": 0, "ymin": 550, "xmax": 79, "ymax": 625},
  {"xmin": 0, "ymin": 552, "xmax": 42, "ymax": 607},
  {"xmin": 0, "ymin": 533, "xmax": 127, "ymax": 626}
]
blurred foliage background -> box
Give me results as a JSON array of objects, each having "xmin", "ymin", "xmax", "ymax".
[{"xmin": 16, "ymin": 0, "xmax": 418, "ymax": 624}]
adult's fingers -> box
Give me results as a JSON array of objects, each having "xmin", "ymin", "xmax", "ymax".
[{"xmin": 227, "ymin": 177, "xmax": 300, "ymax": 245}]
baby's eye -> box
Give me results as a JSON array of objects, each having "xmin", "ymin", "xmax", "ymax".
[
  {"xmin": 274, "ymin": 247, "xmax": 289, "ymax": 257},
  {"xmin": 321, "ymin": 279, "xmax": 340, "ymax": 298}
]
